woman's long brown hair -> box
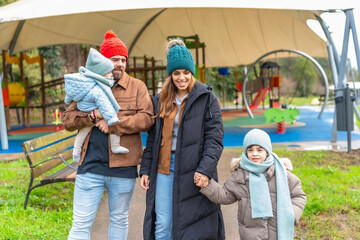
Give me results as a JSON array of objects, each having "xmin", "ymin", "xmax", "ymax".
[{"xmin": 155, "ymin": 74, "xmax": 196, "ymax": 118}]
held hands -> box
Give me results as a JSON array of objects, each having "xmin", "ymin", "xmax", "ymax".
[
  {"xmin": 194, "ymin": 172, "xmax": 209, "ymax": 189},
  {"xmin": 140, "ymin": 174, "xmax": 150, "ymax": 190}
]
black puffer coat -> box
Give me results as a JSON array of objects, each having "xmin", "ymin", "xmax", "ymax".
[{"xmin": 140, "ymin": 81, "xmax": 225, "ymax": 240}]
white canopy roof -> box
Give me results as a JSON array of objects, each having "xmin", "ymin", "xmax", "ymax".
[{"xmin": 0, "ymin": 0, "xmax": 330, "ymax": 67}]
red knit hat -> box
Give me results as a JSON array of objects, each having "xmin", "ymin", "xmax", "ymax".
[{"xmin": 100, "ymin": 30, "xmax": 128, "ymax": 62}]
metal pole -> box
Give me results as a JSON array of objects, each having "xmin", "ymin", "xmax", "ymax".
[
  {"xmin": 331, "ymin": 111, "xmax": 338, "ymax": 143},
  {"xmin": 0, "ymin": 73, "xmax": 9, "ymax": 150},
  {"xmin": 337, "ymin": 11, "xmax": 351, "ymax": 90},
  {"xmin": 315, "ymin": 14, "xmax": 341, "ymax": 69},
  {"xmin": 327, "ymin": 42, "xmax": 339, "ymax": 87},
  {"xmin": 347, "ymin": 9, "xmax": 360, "ymax": 78},
  {"xmin": 329, "ymin": 43, "xmax": 339, "ymax": 142},
  {"xmin": 347, "ymin": 9, "xmax": 360, "ymax": 122},
  {"xmin": 345, "ymin": 85, "xmax": 352, "ymax": 152}
]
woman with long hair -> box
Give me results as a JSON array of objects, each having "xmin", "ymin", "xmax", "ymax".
[{"xmin": 140, "ymin": 38, "xmax": 225, "ymax": 240}]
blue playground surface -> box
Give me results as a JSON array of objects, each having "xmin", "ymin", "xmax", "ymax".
[
  {"xmin": 223, "ymin": 106, "xmax": 360, "ymax": 147},
  {"xmin": 1, "ymin": 106, "xmax": 360, "ymax": 154}
]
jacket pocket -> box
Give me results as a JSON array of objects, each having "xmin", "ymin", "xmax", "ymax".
[
  {"xmin": 238, "ymin": 198, "xmax": 248, "ymax": 225},
  {"xmin": 118, "ymin": 100, "xmax": 137, "ymax": 117}
]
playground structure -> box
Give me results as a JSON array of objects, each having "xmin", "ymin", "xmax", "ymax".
[
  {"xmin": 126, "ymin": 56, "xmax": 166, "ymax": 96},
  {"xmin": 236, "ymin": 61, "xmax": 282, "ymax": 110},
  {"xmin": 2, "ymin": 50, "xmax": 44, "ymax": 130},
  {"xmin": 243, "ymin": 49, "xmax": 330, "ymax": 119},
  {"xmin": 1, "ymin": 50, "xmax": 66, "ymax": 130},
  {"xmin": 264, "ymin": 107, "xmax": 300, "ymax": 134},
  {"xmin": 261, "ymin": 62, "xmax": 282, "ymax": 108}
]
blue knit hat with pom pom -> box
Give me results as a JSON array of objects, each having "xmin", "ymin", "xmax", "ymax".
[{"xmin": 166, "ymin": 39, "xmax": 195, "ymax": 76}]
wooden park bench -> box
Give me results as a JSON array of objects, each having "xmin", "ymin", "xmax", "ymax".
[{"xmin": 22, "ymin": 129, "xmax": 78, "ymax": 209}]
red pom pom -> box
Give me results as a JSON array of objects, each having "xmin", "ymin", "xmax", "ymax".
[{"xmin": 104, "ymin": 30, "xmax": 116, "ymax": 39}]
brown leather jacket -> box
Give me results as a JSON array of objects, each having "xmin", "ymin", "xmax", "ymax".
[{"xmin": 63, "ymin": 72, "xmax": 154, "ymax": 167}]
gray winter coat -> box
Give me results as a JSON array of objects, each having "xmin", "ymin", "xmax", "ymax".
[
  {"xmin": 140, "ymin": 81, "xmax": 225, "ymax": 240},
  {"xmin": 201, "ymin": 164, "xmax": 306, "ymax": 240}
]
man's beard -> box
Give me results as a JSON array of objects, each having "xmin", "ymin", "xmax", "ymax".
[{"xmin": 112, "ymin": 68, "xmax": 124, "ymax": 80}]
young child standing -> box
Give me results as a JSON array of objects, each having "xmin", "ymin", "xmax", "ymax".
[
  {"xmin": 64, "ymin": 48, "xmax": 128, "ymax": 162},
  {"xmin": 195, "ymin": 128, "xmax": 306, "ymax": 240}
]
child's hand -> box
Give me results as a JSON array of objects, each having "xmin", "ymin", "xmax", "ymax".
[
  {"xmin": 194, "ymin": 172, "xmax": 209, "ymax": 188},
  {"xmin": 194, "ymin": 175, "xmax": 201, "ymax": 185}
]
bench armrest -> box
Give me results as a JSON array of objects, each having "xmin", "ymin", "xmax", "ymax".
[{"xmin": 59, "ymin": 155, "xmax": 78, "ymax": 171}]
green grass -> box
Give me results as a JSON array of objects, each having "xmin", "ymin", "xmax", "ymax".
[
  {"xmin": 0, "ymin": 159, "xmax": 74, "ymax": 240},
  {"xmin": 1, "ymin": 149, "xmax": 360, "ymax": 239},
  {"xmin": 275, "ymin": 149, "xmax": 360, "ymax": 239}
]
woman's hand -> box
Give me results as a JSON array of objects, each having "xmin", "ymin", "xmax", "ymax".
[
  {"xmin": 194, "ymin": 172, "xmax": 209, "ymax": 189},
  {"xmin": 95, "ymin": 119, "xmax": 108, "ymax": 133},
  {"xmin": 140, "ymin": 174, "xmax": 150, "ymax": 190}
]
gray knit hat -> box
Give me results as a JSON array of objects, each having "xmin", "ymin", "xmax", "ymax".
[
  {"xmin": 86, "ymin": 48, "xmax": 114, "ymax": 76},
  {"xmin": 166, "ymin": 39, "xmax": 195, "ymax": 76},
  {"xmin": 243, "ymin": 129, "xmax": 272, "ymax": 155}
]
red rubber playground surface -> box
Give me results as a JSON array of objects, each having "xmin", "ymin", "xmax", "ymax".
[{"xmin": 1, "ymin": 106, "xmax": 360, "ymax": 154}]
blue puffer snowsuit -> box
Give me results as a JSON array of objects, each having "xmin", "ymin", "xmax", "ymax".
[{"xmin": 64, "ymin": 67, "xmax": 121, "ymax": 126}]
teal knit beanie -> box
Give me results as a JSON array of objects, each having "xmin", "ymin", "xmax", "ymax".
[
  {"xmin": 166, "ymin": 39, "xmax": 195, "ymax": 76},
  {"xmin": 86, "ymin": 48, "xmax": 114, "ymax": 76},
  {"xmin": 243, "ymin": 129, "xmax": 272, "ymax": 155}
]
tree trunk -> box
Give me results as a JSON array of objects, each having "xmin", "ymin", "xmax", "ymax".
[{"xmin": 61, "ymin": 44, "xmax": 85, "ymax": 74}]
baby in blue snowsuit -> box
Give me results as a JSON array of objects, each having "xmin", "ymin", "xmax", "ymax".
[{"xmin": 64, "ymin": 48, "xmax": 128, "ymax": 162}]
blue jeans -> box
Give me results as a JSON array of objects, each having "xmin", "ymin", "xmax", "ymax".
[
  {"xmin": 155, "ymin": 153, "xmax": 175, "ymax": 240},
  {"xmin": 68, "ymin": 172, "xmax": 136, "ymax": 240}
]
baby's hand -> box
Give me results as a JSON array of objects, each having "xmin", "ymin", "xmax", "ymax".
[
  {"xmin": 95, "ymin": 109, "xmax": 103, "ymax": 119},
  {"xmin": 194, "ymin": 172, "xmax": 209, "ymax": 188}
]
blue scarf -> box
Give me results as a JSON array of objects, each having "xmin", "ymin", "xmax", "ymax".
[{"xmin": 240, "ymin": 152, "xmax": 295, "ymax": 240}]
